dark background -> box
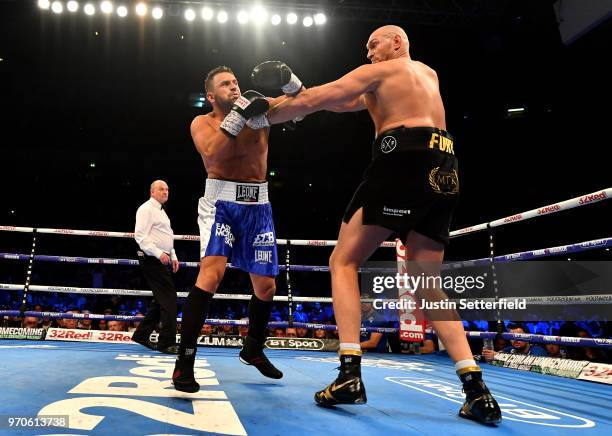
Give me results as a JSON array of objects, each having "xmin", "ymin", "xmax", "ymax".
[{"xmin": 1, "ymin": 1, "xmax": 610, "ymax": 289}]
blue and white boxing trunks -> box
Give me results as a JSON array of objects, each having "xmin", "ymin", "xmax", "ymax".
[{"xmin": 198, "ymin": 178, "xmax": 279, "ymax": 276}]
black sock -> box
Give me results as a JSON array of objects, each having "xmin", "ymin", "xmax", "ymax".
[
  {"xmin": 178, "ymin": 285, "xmax": 213, "ymax": 361},
  {"xmin": 247, "ymin": 294, "xmax": 272, "ymax": 344}
]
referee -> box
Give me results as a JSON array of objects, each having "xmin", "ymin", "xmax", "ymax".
[{"xmin": 133, "ymin": 180, "xmax": 179, "ymax": 354}]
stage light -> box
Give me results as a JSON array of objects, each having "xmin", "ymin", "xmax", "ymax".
[
  {"xmin": 116, "ymin": 5, "xmax": 128, "ymax": 17},
  {"xmin": 237, "ymin": 10, "xmax": 249, "ymax": 24},
  {"xmin": 201, "ymin": 7, "xmax": 214, "ymax": 21},
  {"xmin": 135, "ymin": 2, "xmax": 147, "ymax": 17},
  {"xmin": 184, "ymin": 8, "xmax": 196, "ymax": 21},
  {"xmin": 287, "ymin": 13, "xmax": 297, "ymax": 25},
  {"xmin": 66, "ymin": 1, "xmax": 78, "ymax": 12},
  {"xmin": 217, "ymin": 10, "xmax": 228, "ymax": 23},
  {"xmin": 251, "ymin": 6, "xmax": 268, "ymax": 25},
  {"xmin": 271, "ymin": 14, "xmax": 281, "ymax": 25},
  {"xmin": 51, "ymin": 1, "xmax": 63, "ymax": 14},
  {"xmin": 303, "ymin": 16, "xmax": 313, "ymax": 27},
  {"xmin": 38, "ymin": 0, "xmax": 50, "ymax": 10},
  {"xmin": 152, "ymin": 6, "xmax": 163, "ymax": 19},
  {"xmin": 84, "ymin": 3, "xmax": 95, "ymax": 15},
  {"xmin": 314, "ymin": 13, "xmax": 326, "ymax": 25},
  {"xmin": 100, "ymin": 1, "xmax": 113, "ymax": 14}
]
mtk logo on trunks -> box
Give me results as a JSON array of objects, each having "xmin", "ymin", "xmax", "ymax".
[
  {"xmin": 236, "ymin": 185, "xmax": 260, "ymax": 202},
  {"xmin": 380, "ymin": 136, "xmax": 397, "ymax": 153},
  {"xmin": 255, "ymin": 250, "xmax": 273, "ymax": 263},
  {"xmin": 382, "ymin": 206, "xmax": 410, "ymax": 217},
  {"xmin": 215, "ymin": 223, "xmax": 235, "ymax": 247},
  {"xmin": 428, "ymin": 167, "xmax": 459, "ymax": 195},
  {"xmin": 253, "ymin": 231, "xmax": 275, "ymax": 247}
]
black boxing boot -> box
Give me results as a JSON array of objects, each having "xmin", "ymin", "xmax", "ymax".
[
  {"xmin": 315, "ymin": 350, "xmax": 367, "ymax": 406},
  {"xmin": 172, "ymin": 346, "xmax": 199, "ymax": 393},
  {"xmin": 172, "ymin": 286, "xmax": 213, "ymax": 393},
  {"xmin": 458, "ymin": 368, "xmax": 502, "ymax": 424},
  {"xmin": 239, "ymin": 336, "xmax": 283, "ymax": 379}
]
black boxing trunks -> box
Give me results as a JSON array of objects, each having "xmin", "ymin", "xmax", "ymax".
[{"xmin": 343, "ymin": 126, "xmax": 459, "ymax": 245}]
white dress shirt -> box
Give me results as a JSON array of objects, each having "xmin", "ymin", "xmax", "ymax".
[{"xmin": 134, "ymin": 198, "xmax": 177, "ymax": 260}]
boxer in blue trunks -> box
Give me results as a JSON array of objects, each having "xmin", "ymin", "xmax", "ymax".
[{"xmin": 173, "ymin": 66, "xmax": 291, "ymax": 392}]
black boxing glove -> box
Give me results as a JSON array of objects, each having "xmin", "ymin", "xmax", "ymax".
[
  {"xmin": 251, "ymin": 61, "xmax": 303, "ymax": 95},
  {"xmin": 220, "ymin": 90, "xmax": 269, "ymax": 137}
]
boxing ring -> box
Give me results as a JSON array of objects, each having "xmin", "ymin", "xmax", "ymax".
[
  {"xmin": 1, "ymin": 341, "xmax": 610, "ymax": 435},
  {"xmin": 1, "ymin": 187, "xmax": 612, "ymax": 435}
]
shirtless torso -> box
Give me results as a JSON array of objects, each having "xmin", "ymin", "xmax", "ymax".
[
  {"xmin": 190, "ymin": 113, "xmax": 269, "ymax": 183},
  {"xmin": 361, "ymin": 58, "xmax": 446, "ymax": 135}
]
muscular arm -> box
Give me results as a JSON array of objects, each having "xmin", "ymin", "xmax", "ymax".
[
  {"xmin": 267, "ymin": 64, "xmax": 379, "ymax": 124},
  {"xmin": 266, "ymin": 95, "xmax": 289, "ymax": 108},
  {"xmin": 328, "ymin": 95, "xmax": 367, "ymax": 113},
  {"xmin": 190, "ymin": 115, "xmax": 233, "ymax": 158},
  {"xmin": 360, "ymin": 332, "xmax": 383, "ymax": 350}
]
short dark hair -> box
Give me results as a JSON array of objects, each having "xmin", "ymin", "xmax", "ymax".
[
  {"xmin": 507, "ymin": 322, "xmax": 526, "ymax": 333},
  {"xmin": 205, "ymin": 66, "xmax": 234, "ymax": 92}
]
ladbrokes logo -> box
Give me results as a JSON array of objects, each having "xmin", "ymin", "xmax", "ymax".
[
  {"xmin": 386, "ymin": 377, "xmax": 595, "ymax": 427},
  {"xmin": 215, "ymin": 223, "xmax": 234, "ymax": 247}
]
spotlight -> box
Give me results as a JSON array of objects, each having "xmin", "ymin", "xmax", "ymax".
[
  {"xmin": 84, "ymin": 3, "xmax": 95, "ymax": 15},
  {"xmin": 271, "ymin": 14, "xmax": 281, "ymax": 25},
  {"xmin": 314, "ymin": 13, "xmax": 326, "ymax": 25},
  {"xmin": 201, "ymin": 7, "xmax": 213, "ymax": 20},
  {"xmin": 217, "ymin": 10, "xmax": 228, "ymax": 23},
  {"xmin": 251, "ymin": 6, "xmax": 268, "ymax": 25},
  {"xmin": 152, "ymin": 6, "xmax": 163, "ymax": 20},
  {"xmin": 237, "ymin": 10, "xmax": 249, "ymax": 24},
  {"xmin": 100, "ymin": 1, "xmax": 113, "ymax": 14},
  {"xmin": 66, "ymin": 1, "xmax": 78, "ymax": 12},
  {"xmin": 38, "ymin": 0, "xmax": 50, "ymax": 10},
  {"xmin": 184, "ymin": 8, "xmax": 196, "ymax": 21},
  {"xmin": 51, "ymin": 1, "xmax": 63, "ymax": 14},
  {"xmin": 116, "ymin": 5, "xmax": 127, "ymax": 17},
  {"xmin": 287, "ymin": 13, "xmax": 297, "ymax": 25},
  {"xmin": 135, "ymin": 2, "xmax": 147, "ymax": 17},
  {"xmin": 303, "ymin": 16, "xmax": 313, "ymax": 27}
]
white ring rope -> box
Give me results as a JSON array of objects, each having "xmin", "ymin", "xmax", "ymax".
[
  {"xmin": 1, "ymin": 283, "xmax": 610, "ymax": 306},
  {"xmin": 450, "ymin": 187, "xmax": 611, "ymax": 237},
  {"xmin": 1, "ymin": 187, "xmax": 609, "ymax": 242}
]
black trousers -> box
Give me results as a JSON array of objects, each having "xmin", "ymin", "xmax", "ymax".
[{"xmin": 137, "ymin": 251, "xmax": 178, "ymax": 346}]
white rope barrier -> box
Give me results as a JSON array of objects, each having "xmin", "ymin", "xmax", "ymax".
[
  {"xmin": 450, "ymin": 187, "xmax": 611, "ymax": 237},
  {"xmin": 0, "ymin": 284, "xmax": 333, "ymax": 303},
  {"xmin": 2, "ymin": 186, "xmax": 608, "ymax": 243}
]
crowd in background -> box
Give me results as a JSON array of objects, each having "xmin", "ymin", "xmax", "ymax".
[{"xmin": 1, "ymin": 289, "xmax": 610, "ymax": 363}]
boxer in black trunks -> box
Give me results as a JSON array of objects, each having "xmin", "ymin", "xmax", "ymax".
[
  {"xmin": 345, "ymin": 126, "xmax": 459, "ymax": 245},
  {"xmin": 253, "ymin": 25, "xmax": 501, "ymax": 424}
]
